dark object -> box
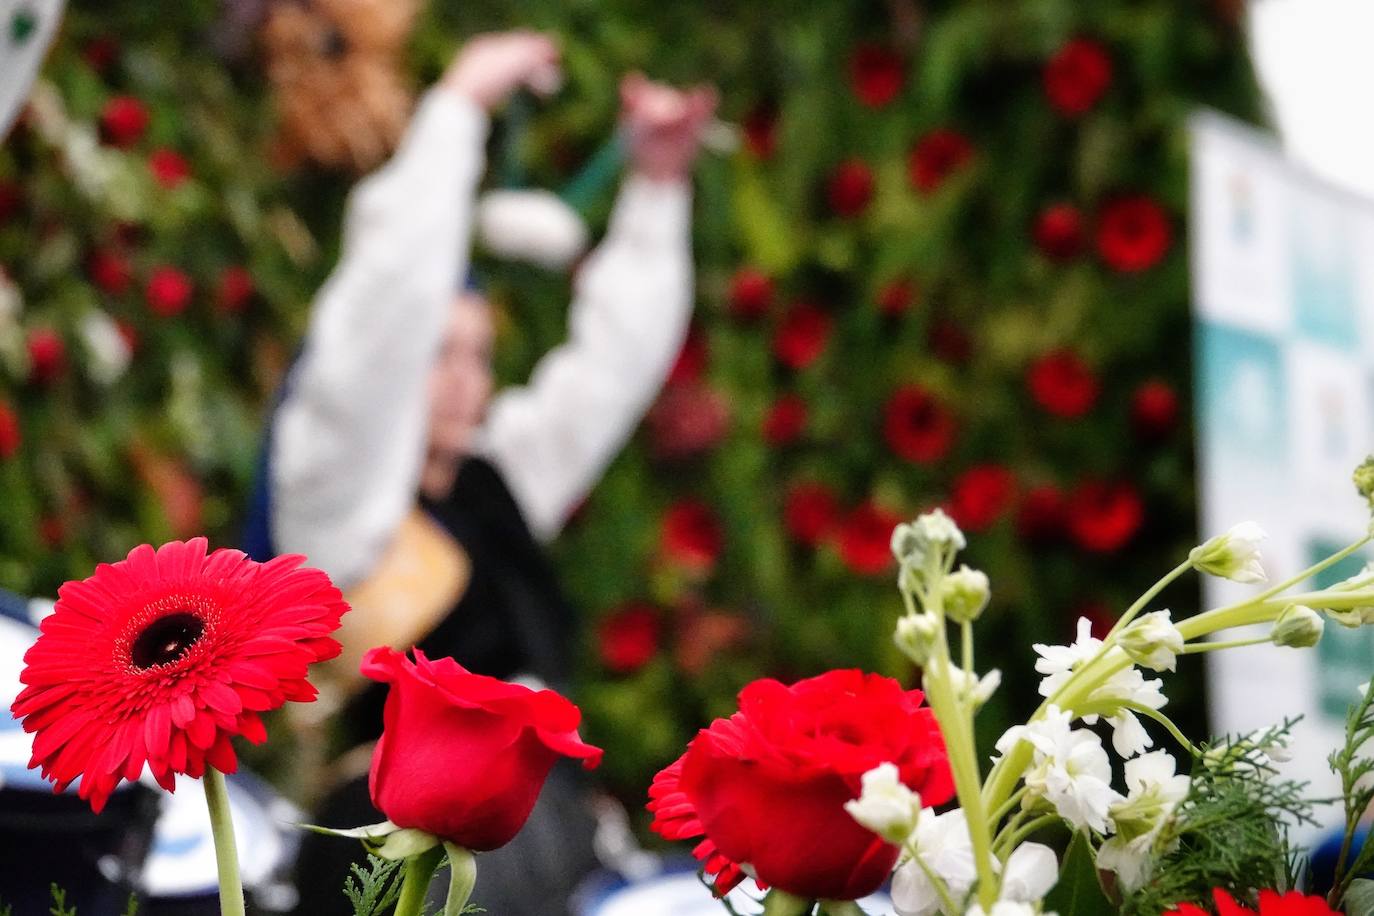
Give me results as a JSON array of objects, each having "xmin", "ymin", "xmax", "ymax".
[{"xmin": 1309, "ymin": 824, "xmax": 1370, "ymax": 897}]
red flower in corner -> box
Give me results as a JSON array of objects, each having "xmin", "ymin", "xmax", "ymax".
[
  {"xmin": 1165, "ymin": 888, "xmax": 1342, "ymax": 916},
  {"xmin": 647, "ymin": 670, "xmax": 953, "ymax": 900},
  {"xmin": 1028, "ymin": 348, "xmax": 1100, "ymax": 418},
  {"xmin": 849, "ymin": 44, "xmax": 904, "ymax": 108},
  {"xmin": 146, "ymin": 266, "xmax": 194, "ymax": 318},
  {"xmin": 728, "ymin": 267, "xmax": 774, "ymax": 321},
  {"xmin": 1097, "ymin": 195, "xmax": 1173, "ymax": 273},
  {"xmin": 1066, "ymin": 480, "xmax": 1144, "ymax": 553},
  {"xmin": 839, "ymin": 502, "xmax": 904, "ymax": 575},
  {"xmin": 762, "ymin": 393, "xmax": 808, "ymax": 447},
  {"xmin": 774, "ymin": 302, "xmax": 833, "ymax": 370},
  {"xmin": 11, "ymin": 538, "xmax": 348, "ymax": 812},
  {"xmin": 1044, "ymin": 38, "xmax": 1113, "ymax": 116},
  {"xmin": 661, "ymin": 500, "xmax": 723, "ymax": 573},
  {"xmin": 828, "ymin": 159, "xmax": 875, "ymax": 218},
  {"xmin": 884, "ymin": 384, "xmax": 956, "ymax": 463},
  {"xmin": 783, "ymin": 481, "xmax": 839, "ymax": 547},
  {"xmin": 949, "ymin": 464, "xmax": 1017, "ymax": 532},
  {"xmin": 908, "ymin": 129, "xmax": 974, "ymax": 194},
  {"xmin": 597, "ymin": 603, "xmax": 662, "ymax": 674}
]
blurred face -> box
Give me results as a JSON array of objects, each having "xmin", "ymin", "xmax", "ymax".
[{"xmin": 427, "ymin": 292, "xmax": 495, "ymax": 458}]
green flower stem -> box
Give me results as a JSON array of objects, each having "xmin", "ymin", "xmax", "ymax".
[
  {"xmin": 394, "ymin": 846, "xmax": 445, "ymax": 916},
  {"xmin": 989, "ymin": 784, "xmax": 1029, "ymax": 827},
  {"xmin": 1107, "ymin": 558, "xmax": 1194, "ymax": 640},
  {"xmin": 442, "ymin": 844, "xmax": 477, "ymax": 916},
  {"xmin": 1256, "ymin": 534, "xmax": 1371, "ymax": 602},
  {"xmin": 961, "ymin": 620, "xmax": 974, "ymax": 678},
  {"xmin": 906, "ymin": 844, "xmax": 960, "ymax": 916},
  {"xmin": 995, "ymin": 813, "xmax": 1060, "ymax": 860},
  {"xmin": 202, "ymin": 767, "xmax": 245, "ymax": 916},
  {"xmin": 1178, "ymin": 634, "xmax": 1272, "ymax": 654},
  {"xmin": 762, "ymin": 889, "xmax": 815, "ymax": 915}
]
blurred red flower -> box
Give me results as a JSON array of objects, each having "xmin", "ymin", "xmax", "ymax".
[
  {"xmin": 762, "ymin": 393, "xmax": 808, "ymax": 447},
  {"xmin": 662, "ymin": 500, "xmax": 723, "ymax": 573},
  {"xmin": 929, "ymin": 320, "xmax": 973, "ymax": 365},
  {"xmin": 1097, "ymin": 195, "xmax": 1172, "ymax": 273},
  {"xmin": 909, "ymin": 129, "xmax": 974, "ymax": 194},
  {"xmin": 884, "ymin": 384, "xmax": 956, "ymax": 463},
  {"xmin": 849, "ymin": 44, "xmax": 904, "ymax": 107},
  {"xmin": 100, "ymin": 95, "xmax": 150, "ymax": 148},
  {"xmin": 647, "ymin": 383, "xmax": 731, "ymax": 460},
  {"xmin": 743, "ymin": 105, "xmax": 778, "ymax": 159},
  {"xmin": 82, "ymin": 37, "xmax": 120, "ymax": 73},
  {"xmin": 26, "ymin": 328, "xmax": 65, "ymax": 385},
  {"xmin": 0, "ymin": 401, "xmax": 19, "ymax": 459},
  {"xmin": 728, "ymin": 267, "xmax": 774, "ymax": 321},
  {"xmin": 0, "ymin": 180, "xmax": 21, "ymax": 223},
  {"xmin": 146, "ymin": 266, "xmax": 193, "ymax": 317},
  {"xmin": 149, "ymin": 148, "xmax": 191, "ymax": 189},
  {"xmin": 667, "ymin": 325, "xmax": 708, "ymax": 385},
  {"xmin": 597, "ymin": 603, "xmax": 662, "ymax": 674},
  {"xmin": 1034, "ymin": 202, "xmax": 1086, "ymax": 261},
  {"xmin": 89, "ymin": 249, "xmax": 133, "ymax": 295},
  {"xmin": 1016, "ymin": 484, "xmax": 1066, "ymax": 543},
  {"xmin": 828, "ymin": 159, "xmax": 875, "ymax": 218},
  {"xmin": 1044, "ymin": 38, "xmax": 1113, "ymax": 116},
  {"xmin": 774, "ymin": 302, "xmax": 833, "ymax": 370},
  {"xmin": 1028, "ymin": 348, "xmax": 1100, "ymax": 418},
  {"xmin": 216, "ymin": 266, "xmax": 255, "ymax": 313},
  {"xmin": 877, "ymin": 278, "xmax": 917, "ymax": 318},
  {"xmin": 839, "ymin": 502, "xmax": 903, "ymax": 575},
  {"xmin": 1165, "ymin": 888, "xmax": 1341, "ymax": 916},
  {"xmin": 948, "ymin": 464, "xmax": 1016, "ymax": 532},
  {"xmin": 1066, "ymin": 480, "xmax": 1143, "ymax": 553},
  {"xmin": 1132, "ymin": 379, "xmax": 1181, "ymax": 441},
  {"xmin": 674, "ymin": 608, "xmax": 750, "ymax": 677},
  {"xmin": 784, "ymin": 481, "xmax": 839, "ymax": 547}
]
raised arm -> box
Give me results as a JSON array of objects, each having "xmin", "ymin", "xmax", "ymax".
[
  {"xmin": 479, "ymin": 75, "xmax": 718, "ymax": 541},
  {"xmin": 271, "ymin": 33, "xmax": 561, "ymax": 588}
]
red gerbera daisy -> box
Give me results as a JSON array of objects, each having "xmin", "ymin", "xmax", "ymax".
[
  {"xmin": 1044, "ymin": 38, "xmax": 1113, "ymax": 117},
  {"xmin": 762, "ymin": 393, "xmax": 808, "ymax": 447},
  {"xmin": 884, "ymin": 384, "xmax": 956, "ymax": 463},
  {"xmin": 1097, "ymin": 195, "xmax": 1173, "ymax": 273},
  {"xmin": 1034, "ymin": 202, "xmax": 1086, "ymax": 261},
  {"xmin": 783, "ymin": 481, "xmax": 839, "ymax": 547},
  {"xmin": 1165, "ymin": 888, "xmax": 1341, "ymax": 916},
  {"xmin": 827, "ymin": 159, "xmax": 875, "ymax": 218},
  {"xmin": 849, "ymin": 44, "xmax": 904, "ymax": 107},
  {"xmin": 597, "ymin": 603, "xmax": 662, "ymax": 675},
  {"xmin": 774, "ymin": 302, "xmax": 833, "ymax": 370},
  {"xmin": 908, "ymin": 129, "xmax": 974, "ymax": 194},
  {"xmin": 1066, "ymin": 480, "xmax": 1144, "ymax": 553},
  {"xmin": 839, "ymin": 502, "xmax": 904, "ymax": 575},
  {"xmin": 728, "ymin": 267, "xmax": 774, "ymax": 321},
  {"xmin": 1028, "ymin": 348, "xmax": 1100, "ymax": 418},
  {"xmin": 149, "ymin": 148, "xmax": 191, "ymax": 189},
  {"xmin": 1132, "ymin": 378, "xmax": 1181, "ymax": 441},
  {"xmin": 11, "ymin": 539, "xmax": 348, "ymax": 812},
  {"xmin": 948, "ymin": 464, "xmax": 1016, "ymax": 532},
  {"xmin": 667, "ymin": 325, "xmax": 709, "ymax": 386}
]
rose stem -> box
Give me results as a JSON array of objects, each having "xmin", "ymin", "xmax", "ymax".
[
  {"xmin": 394, "ymin": 846, "xmax": 445, "ymax": 916},
  {"xmin": 202, "ymin": 767, "xmax": 246, "ymax": 916},
  {"xmin": 442, "ymin": 843, "xmax": 477, "ymax": 916}
]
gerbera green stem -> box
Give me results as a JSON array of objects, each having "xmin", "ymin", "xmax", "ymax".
[
  {"xmin": 394, "ymin": 846, "xmax": 444, "ymax": 916},
  {"xmin": 202, "ymin": 767, "xmax": 245, "ymax": 916},
  {"xmin": 442, "ymin": 843, "xmax": 477, "ymax": 916}
]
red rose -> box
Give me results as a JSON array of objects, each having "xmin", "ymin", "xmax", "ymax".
[
  {"xmin": 762, "ymin": 393, "xmax": 808, "ymax": 447},
  {"xmin": 1044, "ymin": 38, "xmax": 1113, "ymax": 116},
  {"xmin": 877, "ymin": 278, "xmax": 917, "ymax": 318},
  {"xmin": 1067, "ymin": 480, "xmax": 1143, "ymax": 553},
  {"xmin": 774, "ymin": 302, "xmax": 833, "ymax": 370},
  {"xmin": 828, "ymin": 159, "xmax": 875, "ymax": 218},
  {"xmin": 661, "ymin": 500, "xmax": 723, "ymax": 573},
  {"xmin": 146, "ymin": 266, "xmax": 193, "ymax": 317},
  {"xmin": 647, "ymin": 383, "xmax": 730, "ymax": 460},
  {"xmin": 597, "ymin": 604, "xmax": 662, "ymax": 674},
  {"xmin": 1028, "ymin": 348, "xmax": 1100, "ymax": 418},
  {"xmin": 849, "ymin": 44, "xmax": 904, "ymax": 107},
  {"xmin": 100, "ymin": 96, "xmax": 150, "ymax": 148},
  {"xmin": 1016, "ymin": 485, "xmax": 1066, "ymax": 543},
  {"xmin": 1097, "ymin": 195, "xmax": 1172, "ymax": 273},
  {"xmin": 0, "ymin": 401, "xmax": 19, "ymax": 459},
  {"xmin": 948, "ymin": 464, "xmax": 1016, "ymax": 532},
  {"xmin": 648, "ymin": 670, "xmax": 953, "ymax": 899},
  {"xmin": 744, "ymin": 105, "xmax": 778, "ymax": 159},
  {"xmin": 216, "ymin": 266, "xmax": 255, "ymax": 313},
  {"xmin": 149, "ymin": 148, "xmax": 191, "ymax": 189},
  {"xmin": 363, "ymin": 648, "xmax": 601, "ymax": 851},
  {"xmin": 908, "ymin": 129, "xmax": 974, "ymax": 194},
  {"xmin": 1034, "ymin": 203, "xmax": 1086, "ymax": 261},
  {"xmin": 839, "ymin": 501, "xmax": 904, "ymax": 575},
  {"xmin": 26, "ymin": 328, "xmax": 65, "ymax": 385},
  {"xmin": 783, "ymin": 481, "xmax": 839, "ymax": 547},
  {"xmin": 728, "ymin": 267, "xmax": 774, "ymax": 320},
  {"xmin": 89, "ymin": 249, "xmax": 133, "ymax": 295},
  {"xmin": 1166, "ymin": 888, "xmax": 1341, "ymax": 916},
  {"xmin": 884, "ymin": 384, "xmax": 956, "ymax": 463},
  {"xmin": 929, "ymin": 320, "xmax": 973, "ymax": 365},
  {"xmin": 1131, "ymin": 379, "xmax": 1180, "ymax": 441},
  {"xmin": 667, "ymin": 325, "xmax": 708, "ymax": 385}
]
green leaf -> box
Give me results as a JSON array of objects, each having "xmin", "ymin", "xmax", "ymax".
[
  {"xmin": 299, "ymin": 820, "xmax": 402, "ymax": 840},
  {"xmin": 1044, "ymin": 832, "xmax": 1112, "ymax": 916},
  {"xmin": 1346, "ymin": 879, "xmax": 1374, "ymax": 916}
]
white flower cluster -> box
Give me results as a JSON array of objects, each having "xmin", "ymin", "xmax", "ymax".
[{"xmin": 1189, "ymin": 521, "xmax": 1267, "ymax": 583}]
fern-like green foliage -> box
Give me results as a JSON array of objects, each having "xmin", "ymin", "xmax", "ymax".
[
  {"xmin": 121, "ymin": 894, "xmax": 139, "ymax": 916},
  {"xmin": 343, "ymin": 854, "xmax": 406, "ymax": 916},
  {"xmin": 49, "ymin": 885, "xmax": 76, "ymax": 916},
  {"xmin": 1328, "ymin": 681, "xmax": 1374, "ymax": 909},
  {"xmin": 1123, "ymin": 720, "xmax": 1314, "ymax": 916}
]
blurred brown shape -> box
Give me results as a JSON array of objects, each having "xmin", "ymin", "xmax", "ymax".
[
  {"xmin": 262, "ymin": 0, "xmax": 422, "ymax": 174},
  {"xmin": 128, "ymin": 440, "xmax": 205, "ymax": 539},
  {"xmin": 673, "ymin": 603, "xmax": 750, "ymax": 677}
]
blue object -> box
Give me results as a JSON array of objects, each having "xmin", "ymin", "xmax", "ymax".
[{"xmin": 1310, "ymin": 824, "xmax": 1371, "ymax": 895}]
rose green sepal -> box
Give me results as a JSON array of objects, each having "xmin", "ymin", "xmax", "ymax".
[
  {"xmin": 762, "ymin": 889, "xmax": 816, "ymax": 916},
  {"xmin": 442, "ymin": 843, "xmax": 477, "ymax": 916},
  {"xmin": 818, "ymin": 901, "xmax": 868, "ymax": 916},
  {"xmin": 298, "ymin": 819, "xmax": 441, "ymax": 861}
]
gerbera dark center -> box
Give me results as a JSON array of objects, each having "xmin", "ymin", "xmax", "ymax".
[{"xmin": 131, "ymin": 613, "xmax": 205, "ymax": 669}]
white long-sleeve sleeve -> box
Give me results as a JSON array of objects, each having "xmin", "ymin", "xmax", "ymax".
[
  {"xmin": 477, "ymin": 175, "xmax": 695, "ymax": 541},
  {"xmin": 270, "ymin": 89, "xmax": 489, "ymax": 589}
]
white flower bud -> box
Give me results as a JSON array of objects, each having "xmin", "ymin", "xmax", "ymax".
[
  {"xmin": 895, "ymin": 613, "xmax": 940, "ymax": 666},
  {"xmin": 891, "ymin": 510, "xmax": 967, "ymax": 568},
  {"xmin": 1117, "ymin": 610, "xmax": 1185, "ymax": 672},
  {"xmin": 1325, "ymin": 605, "xmax": 1374, "ymax": 629},
  {"xmin": 941, "ymin": 565, "xmax": 991, "ymax": 624},
  {"xmin": 941, "ymin": 666, "xmax": 1001, "ymax": 710},
  {"xmin": 1272, "ymin": 604, "xmax": 1324, "ymax": 648},
  {"xmin": 80, "ymin": 309, "xmax": 132, "ymax": 385},
  {"xmin": 1189, "ymin": 521, "xmax": 1267, "ymax": 583},
  {"xmin": 844, "ymin": 762, "xmax": 922, "ymax": 845}
]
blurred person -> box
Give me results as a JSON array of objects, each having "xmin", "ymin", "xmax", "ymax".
[{"xmin": 240, "ymin": 30, "xmax": 717, "ymax": 915}]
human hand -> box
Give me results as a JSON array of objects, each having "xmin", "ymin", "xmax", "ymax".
[
  {"xmin": 620, "ymin": 73, "xmax": 719, "ymax": 182},
  {"xmin": 442, "ymin": 31, "xmax": 562, "ymax": 111}
]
